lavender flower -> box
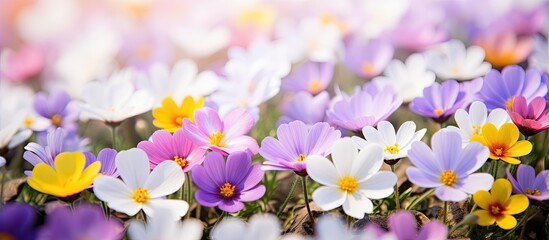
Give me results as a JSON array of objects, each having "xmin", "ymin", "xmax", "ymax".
[
  {"xmin": 410, "ymin": 80, "xmax": 469, "ymax": 123},
  {"xmin": 344, "ymin": 38, "xmax": 394, "ymax": 79},
  {"xmin": 0, "ymin": 203, "xmax": 37, "ymax": 240},
  {"xmin": 277, "ymin": 91, "xmax": 330, "ymax": 126},
  {"xmin": 33, "ymin": 90, "xmax": 78, "ymax": 131},
  {"xmin": 83, "ymin": 148, "xmax": 119, "ymax": 177},
  {"xmin": 388, "ymin": 211, "xmax": 448, "ymax": 240},
  {"xmin": 506, "ymin": 164, "xmax": 549, "ymax": 201},
  {"xmin": 191, "ymin": 151, "xmax": 265, "ymax": 213},
  {"xmin": 282, "ymin": 61, "xmax": 334, "ymax": 95}
]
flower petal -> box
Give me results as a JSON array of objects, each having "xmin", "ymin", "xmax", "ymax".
[
  {"xmin": 358, "ymin": 171, "xmax": 396, "ymax": 199},
  {"xmin": 116, "ymin": 148, "xmax": 150, "ymax": 189},
  {"xmin": 143, "ymin": 199, "xmax": 189, "ymax": 219},
  {"xmin": 495, "ymin": 215, "xmax": 517, "ymax": 230},
  {"xmin": 312, "ymin": 186, "xmax": 346, "ymax": 211},
  {"xmin": 473, "ymin": 210, "xmax": 496, "ymax": 226},
  {"xmin": 331, "ymin": 138, "xmax": 358, "ymax": 176},
  {"xmin": 506, "ymin": 140, "xmax": 532, "ymax": 157},
  {"xmin": 145, "ymin": 161, "xmax": 185, "ymax": 198},
  {"xmin": 504, "ymin": 194, "xmax": 529, "ymax": 215},
  {"xmin": 305, "ymin": 156, "xmax": 340, "ymax": 187},
  {"xmin": 342, "ymin": 191, "xmax": 373, "ymax": 218}
]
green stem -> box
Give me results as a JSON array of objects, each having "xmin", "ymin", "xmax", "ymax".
[
  {"xmin": 519, "ymin": 206, "xmax": 537, "ymax": 239},
  {"xmin": 442, "ymin": 201, "xmax": 448, "ymax": 224},
  {"xmin": 101, "ymin": 201, "xmax": 110, "ymax": 218},
  {"xmin": 302, "ymin": 176, "xmax": 315, "ymax": 234},
  {"xmin": 406, "ymin": 189, "xmax": 435, "ymax": 210},
  {"xmin": 491, "ymin": 161, "xmax": 500, "ymax": 178},
  {"xmin": 277, "ymin": 176, "xmax": 300, "ymax": 217},
  {"xmin": 185, "ymin": 173, "xmax": 192, "ymax": 219},
  {"xmin": 390, "ymin": 165, "xmax": 401, "ymax": 210},
  {"xmin": 541, "ymin": 131, "xmax": 549, "ymax": 170}
]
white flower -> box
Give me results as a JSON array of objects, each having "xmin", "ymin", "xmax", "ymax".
[
  {"xmin": 352, "ymin": 121, "xmax": 426, "ymax": 160},
  {"xmin": 137, "ymin": 59, "xmax": 219, "ymax": 106},
  {"xmin": 21, "ymin": 111, "xmax": 50, "ymax": 132},
  {"xmin": 93, "ymin": 148, "xmax": 188, "ymax": 219},
  {"xmin": 0, "ymin": 84, "xmax": 33, "ymax": 149},
  {"xmin": 78, "ymin": 68, "xmax": 154, "ymax": 124},
  {"xmin": 16, "ymin": 0, "xmax": 78, "ymax": 42},
  {"xmin": 171, "ymin": 25, "xmax": 230, "ymax": 58},
  {"xmin": 446, "ymin": 101, "xmax": 510, "ymax": 144},
  {"xmin": 316, "ymin": 215, "xmax": 396, "ymax": 240},
  {"xmin": 353, "ymin": 0, "xmax": 409, "ymax": 40},
  {"xmin": 0, "ymin": 157, "xmax": 5, "ymax": 168},
  {"xmin": 529, "ymin": 35, "xmax": 549, "ymax": 73},
  {"xmin": 424, "ymin": 39, "xmax": 491, "ymax": 81},
  {"xmin": 306, "ymin": 138, "xmax": 397, "ymax": 219},
  {"xmin": 128, "ymin": 207, "xmax": 202, "ymax": 240},
  {"xmin": 211, "ymin": 214, "xmax": 301, "ymax": 240},
  {"xmin": 372, "ymin": 54, "xmax": 435, "ymax": 102}
]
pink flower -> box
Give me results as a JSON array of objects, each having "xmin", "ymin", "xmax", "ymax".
[
  {"xmin": 182, "ymin": 107, "xmax": 259, "ymax": 155},
  {"xmin": 0, "ymin": 46, "xmax": 44, "ymax": 83},
  {"xmin": 507, "ymin": 96, "xmax": 549, "ymax": 136}
]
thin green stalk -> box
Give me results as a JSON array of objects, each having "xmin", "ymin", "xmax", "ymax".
[
  {"xmin": 101, "ymin": 201, "xmax": 110, "ymax": 218},
  {"xmin": 491, "ymin": 161, "xmax": 500, "ymax": 178},
  {"xmin": 277, "ymin": 176, "xmax": 300, "ymax": 217},
  {"xmin": 185, "ymin": 173, "xmax": 192, "ymax": 219},
  {"xmin": 390, "ymin": 164, "xmax": 401, "ymax": 210},
  {"xmin": 519, "ymin": 206, "xmax": 537, "ymax": 239},
  {"xmin": 406, "ymin": 189, "xmax": 434, "ymax": 210},
  {"xmin": 442, "ymin": 201, "xmax": 448, "ymax": 224},
  {"xmin": 302, "ymin": 176, "xmax": 315, "ymax": 234}
]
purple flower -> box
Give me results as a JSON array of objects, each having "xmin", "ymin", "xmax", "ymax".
[
  {"xmin": 182, "ymin": 107, "xmax": 259, "ymax": 155},
  {"xmin": 478, "ymin": 65, "xmax": 547, "ymax": 110},
  {"xmin": 277, "ymin": 91, "xmax": 330, "ymax": 126},
  {"xmin": 344, "ymin": 38, "xmax": 394, "ymax": 79},
  {"xmin": 33, "ymin": 90, "xmax": 78, "ymax": 131},
  {"xmin": 327, "ymin": 84, "xmax": 402, "ymax": 131},
  {"xmin": 460, "ymin": 77, "xmax": 483, "ymax": 105},
  {"xmin": 0, "ymin": 203, "xmax": 37, "ymax": 240},
  {"xmin": 38, "ymin": 204, "xmax": 123, "ymax": 240},
  {"xmin": 138, "ymin": 129, "xmax": 206, "ymax": 172},
  {"xmin": 506, "ymin": 164, "xmax": 549, "ymax": 201},
  {"xmin": 406, "ymin": 130, "xmax": 493, "ymax": 201},
  {"xmin": 83, "ymin": 148, "xmax": 119, "ymax": 177},
  {"xmin": 542, "ymin": 72, "xmax": 549, "ymax": 102},
  {"xmin": 282, "ymin": 61, "xmax": 334, "ymax": 95},
  {"xmin": 410, "ymin": 80, "xmax": 468, "ymax": 123},
  {"xmin": 259, "ymin": 120, "xmax": 340, "ymax": 176},
  {"xmin": 191, "ymin": 151, "xmax": 265, "ymax": 213},
  {"xmin": 388, "ymin": 210, "xmax": 448, "ymax": 240}
]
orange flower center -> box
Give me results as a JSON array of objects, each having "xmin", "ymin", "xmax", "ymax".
[
  {"xmin": 23, "ymin": 117, "xmax": 34, "ymax": 127},
  {"xmin": 525, "ymin": 187, "xmax": 541, "ymax": 196},
  {"xmin": 173, "ymin": 155, "xmax": 187, "ymax": 167},
  {"xmin": 434, "ymin": 108, "xmax": 443, "ymax": 116},
  {"xmin": 51, "ymin": 114, "xmax": 62, "ymax": 127},
  {"xmin": 174, "ymin": 116, "xmax": 183, "ymax": 126},
  {"xmin": 132, "ymin": 187, "xmax": 150, "ymax": 204},
  {"xmin": 505, "ymin": 97, "xmax": 515, "ymax": 111},
  {"xmin": 219, "ymin": 182, "xmax": 236, "ymax": 198},
  {"xmin": 295, "ymin": 154, "xmax": 307, "ymax": 162},
  {"xmin": 494, "ymin": 148, "xmax": 504, "ymax": 157},
  {"xmin": 361, "ymin": 63, "xmax": 376, "ymax": 76},
  {"xmin": 209, "ymin": 132, "xmax": 225, "ymax": 147},
  {"xmin": 308, "ymin": 80, "xmax": 323, "ymax": 94},
  {"xmin": 487, "ymin": 202, "xmax": 506, "ymax": 218},
  {"xmin": 439, "ymin": 170, "xmax": 457, "ymax": 186},
  {"xmin": 338, "ymin": 176, "xmax": 358, "ymax": 193}
]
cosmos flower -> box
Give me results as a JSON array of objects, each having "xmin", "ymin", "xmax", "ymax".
[
  {"xmin": 406, "ymin": 131, "xmax": 493, "ymax": 201},
  {"xmin": 38, "ymin": 204, "xmax": 123, "ymax": 240},
  {"xmin": 83, "ymin": 148, "xmax": 119, "ymax": 177},
  {"xmin": 352, "ymin": 121, "xmax": 426, "ymax": 161},
  {"xmin": 327, "ymin": 84, "xmax": 402, "ymax": 131},
  {"xmin": 0, "ymin": 203, "xmax": 37, "ymax": 240},
  {"xmin": 507, "ymin": 96, "xmax": 549, "ymax": 136},
  {"xmin": 138, "ymin": 129, "xmax": 206, "ymax": 172},
  {"xmin": 446, "ymin": 101, "xmax": 510, "ymax": 144},
  {"xmin": 424, "ymin": 39, "xmax": 491, "ymax": 81},
  {"xmin": 344, "ymin": 38, "xmax": 394, "ymax": 79},
  {"xmin": 93, "ymin": 148, "xmax": 188, "ymax": 219},
  {"xmin": 260, "ymin": 121, "xmax": 340, "ymax": 175},
  {"xmin": 473, "ymin": 179, "xmax": 529, "ymax": 230},
  {"xmin": 152, "ymin": 96, "xmax": 204, "ymax": 133},
  {"xmin": 477, "ymin": 65, "xmax": 547, "ymax": 111},
  {"xmin": 27, "ymin": 152, "xmax": 101, "ymax": 198},
  {"xmin": 33, "ymin": 90, "xmax": 79, "ymax": 131},
  {"xmin": 277, "ymin": 91, "xmax": 330, "ymax": 126},
  {"xmin": 282, "ymin": 61, "xmax": 334, "ymax": 95},
  {"xmin": 388, "ymin": 211, "xmax": 447, "ymax": 240},
  {"xmin": 306, "ymin": 138, "xmax": 397, "ymax": 219},
  {"xmin": 372, "ymin": 54, "xmax": 436, "ymax": 102},
  {"xmin": 191, "ymin": 151, "xmax": 265, "ymax": 213},
  {"xmin": 470, "ymin": 123, "xmax": 532, "ymax": 164},
  {"xmin": 182, "ymin": 107, "xmax": 259, "ymax": 155},
  {"xmin": 128, "ymin": 207, "xmax": 203, "ymax": 240},
  {"xmin": 410, "ymin": 80, "xmax": 469, "ymax": 123},
  {"xmin": 506, "ymin": 164, "xmax": 549, "ymax": 202}
]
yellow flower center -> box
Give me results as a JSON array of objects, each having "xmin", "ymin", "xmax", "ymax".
[
  {"xmin": 434, "ymin": 108, "xmax": 444, "ymax": 116},
  {"xmin": 487, "ymin": 202, "xmax": 506, "ymax": 218},
  {"xmin": 295, "ymin": 154, "xmax": 307, "ymax": 162},
  {"xmin": 525, "ymin": 187, "xmax": 541, "ymax": 196},
  {"xmin": 505, "ymin": 97, "xmax": 515, "ymax": 111},
  {"xmin": 361, "ymin": 63, "xmax": 376, "ymax": 76},
  {"xmin": 174, "ymin": 116, "xmax": 183, "ymax": 126},
  {"xmin": 439, "ymin": 170, "xmax": 457, "ymax": 186},
  {"xmin": 209, "ymin": 132, "xmax": 225, "ymax": 147},
  {"xmin": 338, "ymin": 176, "xmax": 358, "ymax": 193},
  {"xmin": 472, "ymin": 125, "xmax": 481, "ymax": 135},
  {"xmin": 219, "ymin": 182, "xmax": 236, "ymax": 198},
  {"xmin": 173, "ymin": 155, "xmax": 187, "ymax": 167},
  {"xmin": 23, "ymin": 117, "xmax": 34, "ymax": 127},
  {"xmin": 494, "ymin": 148, "xmax": 504, "ymax": 156},
  {"xmin": 449, "ymin": 65, "xmax": 461, "ymax": 74},
  {"xmin": 0, "ymin": 233, "xmax": 14, "ymax": 240},
  {"xmin": 132, "ymin": 187, "xmax": 150, "ymax": 204},
  {"xmin": 51, "ymin": 114, "xmax": 62, "ymax": 127},
  {"xmin": 308, "ymin": 80, "xmax": 323, "ymax": 94},
  {"xmin": 384, "ymin": 144, "xmax": 400, "ymax": 155},
  {"xmin": 136, "ymin": 44, "xmax": 152, "ymax": 60}
]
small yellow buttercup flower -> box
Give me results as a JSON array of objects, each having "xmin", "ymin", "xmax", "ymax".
[
  {"xmin": 152, "ymin": 96, "xmax": 204, "ymax": 132},
  {"xmin": 473, "ymin": 179, "xmax": 529, "ymax": 230},
  {"xmin": 27, "ymin": 152, "xmax": 101, "ymax": 197},
  {"xmin": 470, "ymin": 123, "xmax": 532, "ymax": 164}
]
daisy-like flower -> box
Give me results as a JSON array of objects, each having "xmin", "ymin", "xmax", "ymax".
[
  {"xmin": 477, "ymin": 65, "xmax": 547, "ymax": 111},
  {"xmin": 507, "ymin": 96, "xmax": 549, "ymax": 136},
  {"xmin": 277, "ymin": 91, "xmax": 330, "ymax": 126},
  {"xmin": 182, "ymin": 107, "xmax": 259, "ymax": 155},
  {"xmin": 27, "ymin": 152, "xmax": 101, "ymax": 198},
  {"xmin": 470, "ymin": 123, "xmax": 533, "ymax": 164},
  {"xmin": 78, "ymin": 68, "xmax": 154, "ymax": 125},
  {"xmin": 0, "ymin": 84, "xmax": 33, "ymax": 152},
  {"xmin": 410, "ymin": 80, "xmax": 469, "ymax": 123},
  {"xmin": 352, "ymin": 121, "xmax": 426, "ymax": 161},
  {"xmin": 306, "ymin": 138, "xmax": 397, "ymax": 219},
  {"xmin": 344, "ymin": 38, "xmax": 394, "ymax": 79},
  {"xmin": 506, "ymin": 164, "xmax": 549, "ymax": 202},
  {"xmin": 129, "ymin": 207, "xmax": 203, "ymax": 240},
  {"xmin": 210, "ymin": 214, "xmax": 296, "ymax": 240},
  {"xmin": 424, "ymin": 39, "xmax": 491, "ymax": 81},
  {"xmin": 406, "ymin": 131, "xmax": 493, "ymax": 201},
  {"xmin": 0, "ymin": 203, "xmax": 38, "ymax": 240},
  {"xmin": 138, "ymin": 129, "xmax": 206, "ymax": 171},
  {"xmin": 83, "ymin": 148, "xmax": 119, "ymax": 177},
  {"xmin": 32, "ymin": 90, "xmax": 79, "ymax": 131},
  {"xmin": 93, "ymin": 148, "xmax": 188, "ymax": 219},
  {"xmin": 388, "ymin": 211, "xmax": 448, "ymax": 240},
  {"xmin": 446, "ymin": 101, "xmax": 510, "ymax": 144},
  {"xmin": 152, "ymin": 96, "xmax": 204, "ymax": 133},
  {"xmin": 474, "ymin": 30, "xmax": 533, "ymax": 68},
  {"xmin": 372, "ymin": 54, "xmax": 436, "ymax": 102},
  {"xmin": 327, "ymin": 84, "xmax": 402, "ymax": 131},
  {"xmin": 260, "ymin": 121, "xmax": 341, "ymax": 175},
  {"xmin": 282, "ymin": 61, "xmax": 334, "ymax": 95},
  {"xmin": 191, "ymin": 151, "xmax": 265, "ymax": 213},
  {"xmin": 473, "ymin": 179, "xmax": 529, "ymax": 230}
]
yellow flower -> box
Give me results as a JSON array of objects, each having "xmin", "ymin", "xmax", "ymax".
[
  {"xmin": 27, "ymin": 152, "xmax": 101, "ymax": 197},
  {"xmin": 470, "ymin": 123, "xmax": 532, "ymax": 164},
  {"xmin": 473, "ymin": 179, "xmax": 529, "ymax": 230},
  {"xmin": 152, "ymin": 96, "xmax": 204, "ymax": 132}
]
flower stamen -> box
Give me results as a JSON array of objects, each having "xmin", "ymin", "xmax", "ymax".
[
  {"xmin": 209, "ymin": 132, "xmax": 225, "ymax": 147},
  {"xmin": 219, "ymin": 182, "xmax": 236, "ymax": 198},
  {"xmin": 295, "ymin": 154, "xmax": 307, "ymax": 162},
  {"xmin": 384, "ymin": 144, "xmax": 399, "ymax": 155},
  {"xmin": 173, "ymin": 155, "xmax": 187, "ymax": 167},
  {"xmin": 51, "ymin": 114, "xmax": 62, "ymax": 127},
  {"xmin": 439, "ymin": 170, "xmax": 457, "ymax": 186},
  {"xmin": 132, "ymin": 187, "xmax": 150, "ymax": 204},
  {"xmin": 338, "ymin": 176, "xmax": 358, "ymax": 193},
  {"xmin": 525, "ymin": 187, "xmax": 541, "ymax": 196}
]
